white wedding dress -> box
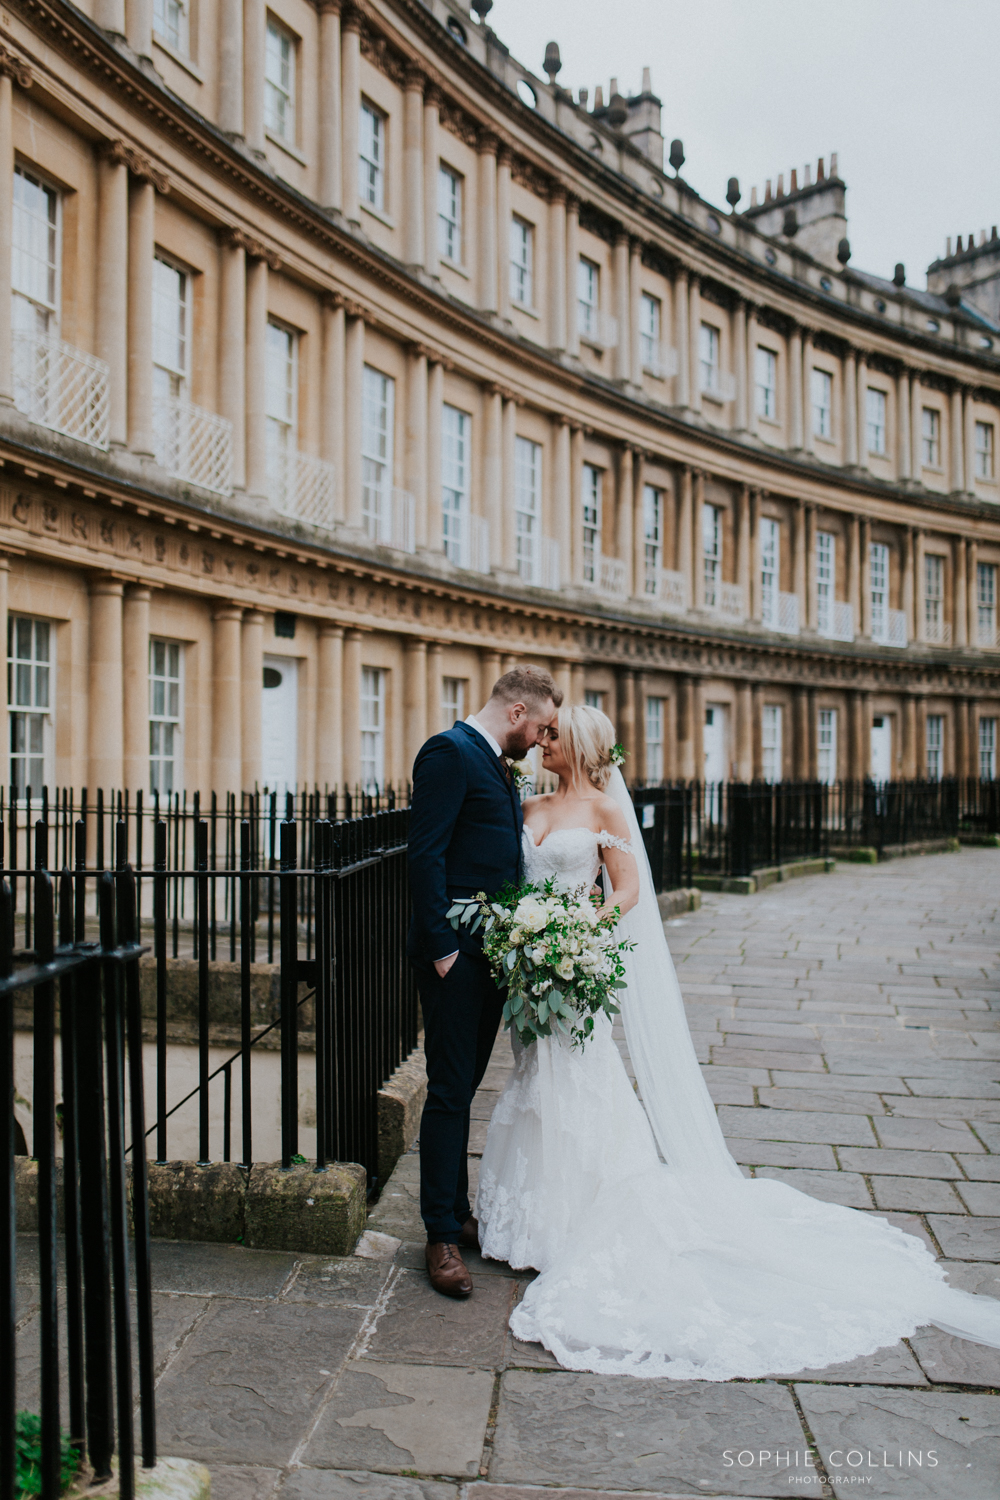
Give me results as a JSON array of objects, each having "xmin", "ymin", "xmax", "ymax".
[{"xmin": 475, "ymin": 770, "xmax": 1000, "ymax": 1381}]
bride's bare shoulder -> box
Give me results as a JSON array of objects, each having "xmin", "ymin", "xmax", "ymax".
[
  {"xmin": 521, "ymin": 791, "xmax": 554, "ymax": 812},
  {"xmin": 591, "ymin": 793, "xmax": 631, "ymax": 840}
]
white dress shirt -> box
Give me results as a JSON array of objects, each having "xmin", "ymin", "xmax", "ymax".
[{"xmin": 435, "ymin": 714, "xmax": 505, "ymax": 964}]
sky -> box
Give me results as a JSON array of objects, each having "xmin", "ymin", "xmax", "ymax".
[{"xmin": 487, "ymin": 0, "xmax": 1000, "ymax": 288}]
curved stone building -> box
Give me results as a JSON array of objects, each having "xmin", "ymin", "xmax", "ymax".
[{"xmin": 0, "ymin": 0, "xmax": 997, "ymax": 797}]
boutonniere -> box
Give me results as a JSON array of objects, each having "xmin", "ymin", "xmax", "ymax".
[
  {"xmin": 609, "ymin": 743, "xmax": 627, "ymax": 768},
  {"xmin": 507, "ymin": 757, "xmax": 534, "ymax": 791}
]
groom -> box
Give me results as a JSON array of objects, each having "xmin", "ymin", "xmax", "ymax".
[{"xmin": 408, "ymin": 665, "xmax": 561, "ymax": 1297}]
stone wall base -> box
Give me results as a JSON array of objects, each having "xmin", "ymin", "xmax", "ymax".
[
  {"xmin": 694, "ymin": 857, "xmax": 836, "ymax": 894},
  {"xmin": 67, "ymin": 1457, "xmax": 210, "ymax": 1500},
  {"xmin": 656, "ymin": 888, "xmax": 702, "ymax": 919}
]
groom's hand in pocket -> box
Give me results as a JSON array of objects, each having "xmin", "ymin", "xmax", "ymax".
[{"xmin": 434, "ymin": 952, "xmax": 459, "ymax": 979}]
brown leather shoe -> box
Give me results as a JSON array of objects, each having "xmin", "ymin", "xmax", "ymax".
[
  {"xmin": 425, "ymin": 1241, "xmax": 473, "ymax": 1298},
  {"xmin": 457, "ymin": 1216, "xmax": 480, "ymax": 1252}
]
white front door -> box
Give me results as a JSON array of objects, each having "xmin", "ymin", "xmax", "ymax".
[
  {"xmin": 870, "ymin": 714, "xmax": 892, "ymax": 784},
  {"xmin": 703, "ymin": 703, "xmax": 728, "ymax": 783},
  {"xmin": 261, "ymin": 654, "xmax": 298, "ymax": 792}
]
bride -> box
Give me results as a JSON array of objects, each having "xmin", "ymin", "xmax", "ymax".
[{"xmin": 474, "ymin": 702, "xmax": 1000, "ymax": 1381}]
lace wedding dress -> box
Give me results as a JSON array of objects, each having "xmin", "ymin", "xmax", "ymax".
[{"xmin": 475, "ymin": 771, "xmax": 1000, "ymax": 1381}]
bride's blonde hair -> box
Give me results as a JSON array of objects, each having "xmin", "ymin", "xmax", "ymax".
[{"xmin": 556, "ymin": 703, "xmax": 618, "ymax": 791}]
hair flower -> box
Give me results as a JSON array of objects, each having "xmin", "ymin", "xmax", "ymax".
[{"xmin": 609, "ymin": 743, "xmax": 627, "ymax": 768}]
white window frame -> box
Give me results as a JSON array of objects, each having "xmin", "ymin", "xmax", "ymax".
[
  {"xmin": 924, "ymin": 553, "xmax": 945, "ymax": 635},
  {"xmin": 12, "ymin": 165, "xmax": 59, "ymax": 338},
  {"xmin": 584, "ymin": 690, "xmax": 604, "ymax": 711},
  {"xmin": 926, "ymin": 713, "xmax": 944, "ymax": 781},
  {"xmin": 264, "ymin": 16, "xmax": 296, "ymax": 143},
  {"xmin": 643, "ymin": 484, "xmax": 662, "ymax": 596},
  {"xmin": 265, "ymin": 318, "xmax": 298, "ymax": 486},
  {"xmin": 441, "ymin": 676, "xmax": 466, "ymax": 732},
  {"xmin": 816, "ymin": 530, "xmax": 835, "ymax": 637},
  {"xmin": 811, "ymin": 367, "xmax": 832, "ymax": 439},
  {"xmin": 866, "ymin": 387, "xmax": 887, "ymax": 456},
  {"xmin": 152, "ymin": 254, "xmax": 188, "ymax": 404},
  {"xmin": 149, "ymin": 638, "xmax": 183, "ymax": 796},
  {"xmin": 361, "ymin": 365, "xmax": 395, "ymax": 543},
  {"xmin": 577, "ymin": 257, "xmax": 598, "ymax": 340},
  {"xmin": 514, "ymin": 436, "xmax": 541, "ymax": 585},
  {"xmin": 755, "ymin": 346, "xmax": 777, "ymax": 420},
  {"xmin": 153, "ymin": 0, "xmax": 188, "ymax": 52},
  {"xmin": 8, "ymin": 614, "xmax": 54, "ymax": 798},
  {"xmin": 360, "ymin": 667, "xmax": 386, "ymax": 790},
  {"xmin": 762, "ymin": 704, "xmax": 783, "ymax": 784},
  {"xmin": 921, "ymin": 406, "xmax": 941, "ymax": 469},
  {"xmin": 699, "ymin": 322, "xmax": 719, "ymax": 395},
  {"xmin": 760, "ymin": 517, "xmax": 779, "ymax": 629},
  {"xmin": 974, "ymin": 421, "xmax": 995, "ymax": 480},
  {"xmin": 702, "ymin": 502, "xmax": 721, "ymax": 608},
  {"xmin": 870, "ymin": 541, "xmax": 889, "ymax": 640},
  {"xmin": 582, "ymin": 463, "xmax": 602, "ymax": 584},
  {"xmin": 441, "ymin": 403, "xmax": 470, "ymax": 566},
  {"xmin": 977, "ymin": 561, "xmax": 997, "ymax": 645},
  {"xmin": 980, "ymin": 717, "xmax": 997, "ymax": 780},
  {"xmin": 817, "ymin": 707, "xmax": 838, "ymax": 785},
  {"xmin": 510, "ymin": 216, "xmax": 533, "ymax": 306},
  {"xmin": 359, "ymin": 100, "xmax": 386, "ymax": 212},
  {"xmin": 437, "ymin": 164, "xmax": 462, "ymax": 264},
  {"xmin": 645, "ymin": 696, "xmax": 664, "ymax": 783},
  {"xmin": 639, "ymin": 293, "xmax": 661, "ymax": 371}
]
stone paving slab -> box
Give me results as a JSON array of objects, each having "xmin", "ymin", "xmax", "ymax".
[
  {"xmin": 490, "ymin": 1371, "xmax": 805, "ymax": 1495},
  {"xmin": 752, "ymin": 1167, "xmax": 871, "ymax": 1208},
  {"xmin": 872, "ymin": 1117, "xmax": 985, "ymax": 1152},
  {"xmin": 927, "ymin": 1216, "xmax": 1000, "ymax": 1260},
  {"xmin": 870, "ymin": 1176, "xmax": 967, "ymax": 1213},
  {"xmin": 207, "ymin": 1467, "xmax": 282, "ymax": 1500},
  {"xmin": 837, "ymin": 1147, "xmax": 964, "ymax": 1177},
  {"xmin": 718, "ymin": 1105, "xmax": 877, "ymax": 1146},
  {"xmin": 363, "ymin": 1267, "xmax": 515, "ymax": 1366},
  {"xmin": 278, "ymin": 1475, "xmax": 455, "ymax": 1500},
  {"xmin": 956, "ymin": 1180, "xmax": 1000, "ymax": 1215},
  {"xmin": 794, "ymin": 1385, "xmax": 1000, "ymax": 1498}
]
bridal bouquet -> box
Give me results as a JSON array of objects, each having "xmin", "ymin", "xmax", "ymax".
[{"xmin": 448, "ymin": 880, "xmax": 632, "ymax": 1048}]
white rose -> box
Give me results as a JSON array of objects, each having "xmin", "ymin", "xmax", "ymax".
[
  {"xmin": 555, "ymin": 957, "xmax": 576, "ymax": 981},
  {"xmin": 513, "ymin": 897, "xmax": 549, "ymax": 932}
]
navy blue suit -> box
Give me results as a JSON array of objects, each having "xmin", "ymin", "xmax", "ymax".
[{"xmin": 408, "ymin": 721, "xmax": 524, "ymax": 1243}]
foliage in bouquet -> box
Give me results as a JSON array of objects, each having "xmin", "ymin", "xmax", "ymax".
[{"xmin": 448, "ymin": 878, "xmax": 632, "ymax": 1047}]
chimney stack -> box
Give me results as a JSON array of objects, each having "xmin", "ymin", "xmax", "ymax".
[
  {"xmin": 641, "ymin": 66, "xmax": 652, "ymax": 94},
  {"xmin": 776, "ymin": 172, "xmax": 784, "ymax": 197},
  {"xmin": 594, "ymin": 84, "xmax": 604, "ymax": 109}
]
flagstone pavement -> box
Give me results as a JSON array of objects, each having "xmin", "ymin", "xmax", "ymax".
[{"xmin": 19, "ymin": 848, "xmax": 1000, "ymax": 1498}]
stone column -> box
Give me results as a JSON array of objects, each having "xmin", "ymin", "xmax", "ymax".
[
  {"xmin": 909, "ymin": 373, "xmax": 922, "ymax": 480},
  {"xmin": 745, "ymin": 303, "xmax": 759, "ymax": 437},
  {"xmin": 848, "ymin": 513, "xmax": 861, "ymax": 630},
  {"xmin": 804, "ymin": 503, "xmax": 817, "ymax": 631},
  {"xmin": 794, "ymin": 687, "xmax": 810, "ymax": 779},
  {"xmin": 631, "ymin": 450, "xmax": 646, "ymax": 598},
  {"xmin": 687, "ymin": 274, "xmax": 701, "ymax": 414},
  {"xmin": 613, "ymin": 232, "xmax": 630, "ymax": 383},
  {"xmin": 629, "ymin": 237, "xmax": 643, "ymax": 386},
  {"xmin": 125, "ymin": 0, "xmax": 152, "ymax": 59},
  {"xmin": 843, "ymin": 347, "xmax": 857, "ymax": 465},
  {"xmin": 211, "ymin": 606, "xmax": 243, "ymax": 796},
  {"xmin": 122, "ymin": 585, "xmax": 151, "ymax": 793},
  {"xmin": 955, "ymin": 695, "xmax": 969, "ymax": 778},
  {"xmin": 0, "ymin": 74, "xmax": 14, "ymax": 406},
  {"xmin": 902, "ymin": 526, "xmax": 916, "ymax": 643},
  {"xmin": 340, "ymin": 9, "xmax": 361, "ymax": 224},
  {"xmin": 554, "ymin": 659, "xmax": 573, "ymax": 706},
  {"xmin": 482, "ymin": 385, "xmax": 503, "ymax": 569},
  {"xmin": 423, "ymin": 86, "xmax": 441, "ymax": 277},
  {"xmin": 318, "ymin": 1, "xmax": 342, "ymax": 209},
  {"xmin": 736, "ymin": 484, "xmax": 751, "ymax": 609},
  {"xmin": 616, "ymin": 446, "xmax": 634, "ymax": 596},
  {"xmin": 570, "ymin": 664, "xmax": 585, "ymax": 705},
  {"xmin": 633, "ymin": 673, "xmax": 648, "ymax": 781},
  {"xmin": 321, "ymin": 297, "xmax": 345, "ymax": 515},
  {"xmin": 674, "ymin": 267, "xmax": 689, "ymax": 408},
  {"xmin": 315, "ymin": 623, "xmax": 343, "ymax": 788},
  {"xmin": 406, "ymin": 344, "xmax": 428, "ymax": 549},
  {"xmin": 96, "ymin": 146, "xmax": 129, "ymax": 447},
  {"xmin": 915, "ymin": 697, "xmax": 927, "ymax": 777},
  {"xmin": 241, "ymin": 609, "xmax": 265, "ymax": 793},
  {"xmin": 902, "ymin": 694, "xmax": 917, "ymax": 778},
  {"xmin": 565, "ymin": 195, "xmax": 580, "ymax": 357},
  {"xmin": 342, "ymin": 630, "xmax": 363, "ymax": 788},
  {"xmin": 243, "ymin": 0, "xmax": 266, "ymax": 154},
  {"xmin": 0, "ymin": 558, "xmax": 8, "ymax": 734},
  {"xmin": 793, "ymin": 499, "xmax": 807, "ymax": 623},
  {"xmin": 691, "ymin": 470, "xmax": 705, "ymax": 609},
  {"xmin": 915, "ymin": 528, "xmax": 927, "ymax": 644},
  {"xmin": 751, "ymin": 683, "xmax": 763, "ymax": 778},
  {"xmin": 218, "ymin": 0, "xmax": 245, "ymax": 135},
  {"xmin": 553, "ymin": 418, "xmax": 571, "ymax": 587},
  {"xmin": 856, "ymin": 353, "xmax": 868, "ymax": 468},
  {"xmin": 897, "ymin": 368, "xmax": 911, "ymax": 481},
  {"xmin": 501, "ymin": 396, "xmax": 517, "ymax": 571},
  {"xmin": 244, "ymin": 255, "xmax": 269, "ymax": 501},
  {"xmin": 749, "ymin": 489, "xmax": 762, "ymax": 622},
  {"xmin": 800, "ymin": 329, "xmax": 813, "ymax": 454},
  {"xmin": 967, "ymin": 539, "xmax": 979, "ymax": 645},
  {"xmin": 477, "ymin": 132, "xmax": 498, "ymax": 315},
  {"xmin": 736, "ymin": 680, "xmax": 753, "ymax": 780},
  {"xmin": 343, "ymin": 311, "xmax": 364, "ymax": 527},
  {"xmin": 479, "ymin": 648, "xmax": 502, "ymax": 707},
  {"xmin": 127, "ymin": 178, "xmax": 155, "ymax": 457},
  {"xmin": 788, "ymin": 325, "xmax": 804, "ymax": 450},
  {"xmin": 403, "ymin": 638, "xmax": 428, "ymax": 776},
  {"xmin": 691, "ymin": 676, "xmax": 705, "ymax": 781},
  {"xmin": 955, "ymin": 536, "xmax": 968, "ymax": 647},
  {"xmin": 426, "ymin": 359, "xmax": 443, "ymax": 554},
  {"xmin": 848, "ymin": 690, "xmax": 865, "ymax": 780},
  {"xmin": 733, "ymin": 298, "xmax": 748, "ymax": 430},
  {"xmin": 616, "ymin": 668, "xmax": 636, "ymax": 771},
  {"xmin": 426, "ymin": 643, "xmax": 443, "ymax": 735},
  {"xmin": 676, "ymin": 674, "xmax": 694, "ymax": 780},
  {"xmin": 950, "ymin": 385, "xmax": 965, "ymax": 492},
  {"xmin": 860, "ymin": 518, "xmax": 872, "ymax": 638},
  {"xmin": 89, "ymin": 577, "xmax": 125, "ymax": 791},
  {"xmin": 219, "ymin": 233, "xmax": 247, "ymax": 491},
  {"xmin": 678, "ymin": 466, "xmax": 693, "ymax": 608},
  {"xmin": 403, "ymin": 66, "xmax": 425, "ymax": 268},
  {"xmin": 569, "ymin": 427, "xmax": 584, "ymax": 582},
  {"xmin": 963, "ymin": 388, "xmax": 976, "ymax": 495},
  {"xmin": 547, "ymin": 187, "xmax": 567, "ymax": 351},
  {"xmin": 496, "ymin": 147, "xmax": 512, "ymax": 323}
]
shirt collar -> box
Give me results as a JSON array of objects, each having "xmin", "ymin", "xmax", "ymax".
[{"xmin": 465, "ymin": 713, "xmax": 503, "ymax": 759}]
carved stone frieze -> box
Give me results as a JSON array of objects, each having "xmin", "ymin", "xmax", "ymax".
[
  {"xmin": 0, "ymin": 43, "xmax": 32, "ymax": 86},
  {"xmin": 220, "ymin": 226, "xmax": 281, "ymax": 270}
]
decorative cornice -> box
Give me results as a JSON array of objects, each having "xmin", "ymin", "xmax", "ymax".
[
  {"xmin": 219, "ymin": 225, "xmax": 281, "ymax": 269},
  {"xmin": 101, "ymin": 137, "xmax": 170, "ymax": 192},
  {"xmin": 0, "ymin": 42, "xmax": 32, "ymax": 86}
]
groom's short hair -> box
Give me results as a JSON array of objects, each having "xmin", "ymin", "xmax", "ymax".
[{"xmin": 491, "ymin": 664, "xmax": 563, "ymax": 709}]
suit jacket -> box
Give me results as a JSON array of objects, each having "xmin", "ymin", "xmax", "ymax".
[{"xmin": 407, "ymin": 721, "xmax": 524, "ymax": 961}]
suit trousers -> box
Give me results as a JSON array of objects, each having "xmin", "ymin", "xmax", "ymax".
[{"xmin": 415, "ymin": 949, "xmax": 505, "ymax": 1243}]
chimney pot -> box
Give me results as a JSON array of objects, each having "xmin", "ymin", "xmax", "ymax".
[
  {"xmin": 830, "ymin": 151, "xmax": 838, "ymax": 177},
  {"xmin": 594, "ymin": 84, "xmax": 604, "ymax": 109},
  {"xmin": 579, "ymin": 87, "xmax": 589, "ymax": 107},
  {"xmin": 803, "ymin": 163, "xmax": 812, "ymax": 187},
  {"xmin": 790, "ymin": 168, "xmax": 798, "ymax": 193},
  {"xmin": 609, "ymin": 76, "xmax": 618, "ymax": 97},
  {"xmin": 765, "ymin": 178, "xmax": 772, "ymax": 203},
  {"xmin": 817, "ymin": 156, "xmax": 825, "ymax": 181},
  {"xmin": 946, "ymin": 237, "xmax": 952, "ymax": 257},
  {"xmin": 777, "ymin": 172, "xmax": 785, "ymax": 197},
  {"xmin": 992, "ymin": 226, "xmax": 998, "ymax": 241},
  {"xmin": 641, "ymin": 66, "xmax": 652, "ymax": 94},
  {"xmin": 980, "ymin": 229, "xmax": 987, "ymax": 246},
  {"xmin": 750, "ymin": 185, "xmax": 758, "ymax": 207}
]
